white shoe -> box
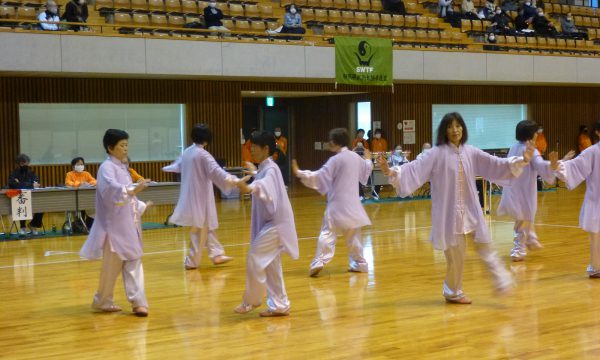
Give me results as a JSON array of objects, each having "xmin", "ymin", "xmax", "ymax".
[
  {"xmin": 526, "ymin": 239, "xmax": 543, "ymax": 250},
  {"xmin": 309, "ymin": 265, "xmax": 323, "ymax": 277},
  {"xmin": 18, "ymin": 228, "xmax": 26, "ymax": 236},
  {"xmin": 30, "ymin": 227, "xmax": 39, "ymax": 236}
]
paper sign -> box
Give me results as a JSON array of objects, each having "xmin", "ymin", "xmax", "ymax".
[
  {"xmin": 12, "ymin": 190, "xmax": 33, "ymax": 221},
  {"xmin": 403, "ymin": 132, "xmax": 416, "ymax": 145},
  {"xmin": 402, "ymin": 120, "xmax": 415, "ymax": 132}
]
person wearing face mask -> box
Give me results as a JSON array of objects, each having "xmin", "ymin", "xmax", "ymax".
[
  {"xmin": 8, "ymin": 154, "xmax": 44, "ymax": 236},
  {"xmin": 280, "ymin": 5, "xmax": 306, "ymax": 39},
  {"xmin": 532, "ymin": 7, "xmax": 557, "ymax": 36},
  {"xmin": 62, "ymin": 0, "xmax": 88, "ymax": 31},
  {"xmin": 65, "ymin": 157, "xmax": 96, "ymax": 232},
  {"xmin": 203, "ymin": 1, "xmax": 229, "ymax": 33},
  {"xmin": 416, "ymin": 142, "xmax": 432, "ymax": 160},
  {"xmin": 65, "ymin": 157, "xmax": 96, "ymax": 187},
  {"xmin": 461, "ymin": 0, "xmax": 479, "ymax": 20},
  {"xmin": 578, "ymin": 125, "xmax": 593, "ymax": 154},
  {"xmin": 38, "ymin": 1, "xmax": 61, "ymax": 31},
  {"xmin": 352, "ymin": 128, "xmax": 369, "ymax": 150},
  {"xmin": 438, "ymin": 0, "xmax": 453, "ymax": 18},
  {"xmin": 389, "ymin": 145, "xmax": 409, "ymax": 167},
  {"xmin": 490, "ymin": 6, "xmax": 512, "ymax": 34},
  {"xmin": 371, "ymin": 129, "xmax": 388, "ymax": 153},
  {"xmin": 561, "ymin": 13, "xmax": 588, "ymax": 40}
]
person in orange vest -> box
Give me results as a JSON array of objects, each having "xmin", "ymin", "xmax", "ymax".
[
  {"xmin": 272, "ymin": 127, "xmax": 288, "ymax": 161},
  {"xmin": 371, "ymin": 129, "xmax": 388, "ymax": 153},
  {"xmin": 578, "ymin": 125, "xmax": 593, "ymax": 154},
  {"xmin": 351, "ymin": 129, "xmax": 369, "ymax": 150},
  {"xmin": 535, "ymin": 127, "xmax": 548, "ymax": 156}
]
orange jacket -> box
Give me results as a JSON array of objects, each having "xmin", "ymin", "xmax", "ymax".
[
  {"xmin": 535, "ymin": 133, "xmax": 547, "ymax": 154},
  {"xmin": 129, "ymin": 168, "xmax": 144, "ymax": 182},
  {"xmin": 352, "ymin": 138, "xmax": 369, "ymax": 150},
  {"xmin": 273, "ymin": 136, "xmax": 288, "ymax": 161},
  {"xmin": 65, "ymin": 171, "xmax": 97, "ymax": 187},
  {"xmin": 578, "ymin": 133, "xmax": 592, "ymax": 153},
  {"xmin": 371, "ymin": 138, "xmax": 388, "ymax": 153}
]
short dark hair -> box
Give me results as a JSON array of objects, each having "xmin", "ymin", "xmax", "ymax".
[
  {"xmin": 580, "ymin": 125, "xmax": 589, "ymax": 133},
  {"xmin": 251, "ymin": 131, "xmax": 276, "ymax": 155},
  {"xmin": 329, "ymin": 128, "xmax": 350, "ymax": 147},
  {"xmin": 356, "ymin": 128, "xmax": 365, "ymax": 135},
  {"xmin": 16, "ymin": 153, "xmax": 30, "ymax": 164},
  {"xmin": 71, "ymin": 157, "xmax": 85, "ymax": 167},
  {"xmin": 103, "ymin": 129, "xmax": 129, "ymax": 153},
  {"xmin": 515, "ymin": 120, "xmax": 538, "ymax": 142},
  {"xmin": 374, "ymin": 128, "xmax": 382, "ymax": 135},
  {"xmin": 435, "ymin": 112, "xmax": 468, "ymax": 146},
  {"xmin": 191, "ymin": 124, "xmax": 212, "ymax": 145}
]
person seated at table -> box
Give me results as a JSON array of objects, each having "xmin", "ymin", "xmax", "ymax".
[
  {"xmin": 65, "ymin": 156, "xmax": 95, "ymax": 231},
  {"xmin": 127, "ymin": 157, "xmax": 145, "ymax": 183},
  {"xmin": 7, "ymin": 154, "xmax": 44, "ymax": 236},
  {"xmin": 389, "ymin": 145, "xmax": 409, "ymax": 166},
  {"xmin": 65, "ymin": 157, "xmax": 96, "ymax": 187}
]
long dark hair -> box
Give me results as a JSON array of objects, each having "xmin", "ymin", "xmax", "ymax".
[{"xmin": 435, "ymin": 112, "xmax": 468, "ymax": 146}]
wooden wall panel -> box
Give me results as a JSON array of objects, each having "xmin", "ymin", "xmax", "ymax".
[{"xmin": 2, "ymin": 77, "xmax": 600, "ymax": 188}]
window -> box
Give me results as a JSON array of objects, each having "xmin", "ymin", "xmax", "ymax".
[
  {"xmin": 356, "ymin": 101, "xmax": 372, "ymax": 135},
  {"xmin": 19, "ymin": 103, "xmax": 185, "ymax": 165},
  {"xmin": 432, "ymin": 104, "xmax": 527, "ymax": 149}
]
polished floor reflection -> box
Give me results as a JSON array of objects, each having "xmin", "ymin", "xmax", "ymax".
[{"xmin": 1, "ymin": 186, "xmax": 598, "ymax": 359}]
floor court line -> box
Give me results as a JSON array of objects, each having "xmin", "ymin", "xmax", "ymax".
[{"xmin": 0, "ymin": 221, "xmax": 583, "ymax": 270}]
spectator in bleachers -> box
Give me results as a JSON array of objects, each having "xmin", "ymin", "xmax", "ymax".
[
  {"xmin": 532, "ymin": 8, "xmax": 557, "ymax": 36},
  {"xmin": 561, "ymin": 13, "xmax": 588, "ymax": 40},
  {"xmin": 8, "ymin": 154, "xmax": 44, "ymax": 235},
  {"xmin": 383, "ymin": 0, "xmax": 406, "ymax": 15},
  {"xmin": 461, "ymin": 0, "xmax": 480, "ymax": 20},
  {"xmin": 501, "ymin": 0, "xmax": 517, "ymax": 12},
  {"xmin": 514, "ymin": 7, "xmax": 530, "ymax": 31},
  {"xmin": 280, "ymin": 5, "xmax": 306, "ymax": 39},
  {"xmin": 522, "ymin": 1, "xmax": 537, "ymax": 26},
  {"xmin": 481, "ymin": 0, "xmax": 496, "ymax": 19},
  {"xmin": 490, "ymin": 6, "xmax": 512, "ymax": 34},
  {"xmin": 204, "ymin": 1, "xmax": 230, "ymax": 33},
  {"xmin": 438, "ymin": 0, "xmax": 454, "ymax": 18},
  {"xmin": 62, "ymin": 0, "xmax": 88, "ymax": 31},
  {"xmin": 38, "ymin": 1, "xmax": 61, "ymax": 31}
]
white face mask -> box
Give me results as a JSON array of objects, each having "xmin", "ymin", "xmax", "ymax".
[
  {"xmin": 538, "ymin": 12, "xmax": 543, "ymax": 16},
  {"xmin": 374, "ymin": 134, "xmax": 381, "ymax": 139},
  {"xmin": 209, "ymin": 2, "xmax": 216, "ymax": 7},
  {"xmin": 274, "ymin": 131, "xmax": 281, "ymax": 137},
  {"xmin": 290, "ymin": 7, "xmax": 296, "ymax": 14},
  {"xmin": 74, "ymin": 164, "xmax": 85, "ymax": 173},
  {"xmin": 525, "ymin": 2, "xmax": 531, "ymax": 5},
  {"xmin": 357, "ymin": 142, "xmax": 364, "ymax": 148},
  {"xmin": 394, "ymin": 149, "xmax": 402, "ymax": 154},
  {"xmin": 567, "ymin": 17, "xmax": 572, "ymax": 21},
  {"xmin": 496, "ymin": 10, "xmax": 501, "ymax": 14}
]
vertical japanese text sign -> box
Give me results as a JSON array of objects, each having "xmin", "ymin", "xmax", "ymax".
[{"xmin": 12, "ymin": 190, "xmax": 33, "ymax": 221}]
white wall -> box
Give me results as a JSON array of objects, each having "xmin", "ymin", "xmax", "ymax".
[{"xmin": 2, "ymin": 32, "xmax": 600, "ymax": 85}]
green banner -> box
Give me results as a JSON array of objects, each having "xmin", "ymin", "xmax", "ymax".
[{"xmin": 335, "ymin": 36, "xmax": 393, "ymax": 86}]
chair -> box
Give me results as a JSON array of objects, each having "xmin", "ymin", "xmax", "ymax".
[
  {"xmin": 250, "ymin": 20, "xmax": 265, "ymax": 31},
  {"xmin": 168, "ymin": 14, "xmax": 185, "ymax": 26},
  {"xmin": 364, "ymin": 26, "xmax": 377, "ymax": 36},
  {"xmin": 516, "ymin": 35, "xmax": 526, "ymax": 45},
  {"xmin": 150, "ymin": 13, "xmax": 168, "ymax": 26},
  {"xmin": 216, "ymin": 2, "xmax": 228, "ymax": 15},
  {"xmin": 405, "ymin": 2, "xmax": 417, "ymax": 13},
  {"xmin": 390, "ymin": 28, "xmax": 402, "ymax": 38},
  {"xmin": 0, "ymin": 5, "xmax": 16, "ymax": 18},
  {"xmin": 371, "ymin": 0, "xmax": 382, "ymax": 10},
  {"xmin": 428, "ymin": 16, "xmax": 438, "ymax": 28},
  {"xmin": 307, "ymin": 0, "xmax": 320, "ymax": 6},
  {"xmin": 566, "ymin": 38, "xmax": 576, "ymax": 48},
  {"xmin": 376, "ymin": 27, "xmax": 390, "ymax": 37},
  {"xmin": 131, "ymin": 0, "xmax": 148, "ymax": 10},
  {"xmin": 328, "ymin": 9, "xmax": 341, "ymax": 22},
  {"xmin": 537, "ymin": 36, "xmax": 547, "ymax": 47},
  {"xmin": 471, "ymin": 19, "xmax": 482, "ymax": 32},
  {"xmin": 341, "ymin": 10, "xmax": 354, "ymax": 23},
  {"xmin": 337, "ymin": 24, "xmax": 350, "ymax": 34},
  {"xmin": 416, "ymin": 15, "xmax": 428, "ymax": 28},
  {"xmin": 591, "ymin": 17, "xmax": 599, "ymax": 28},
  {"xmin": 460, "ymin": 18, "xmax": 471, "ymax": 32},
  {"xmin": 346, "ymin": 0, "xmax": 358, "ymax": 9},
  {"xmin": 404, "ymin": 15, "xmax": 416, "ymax": 27},
  {"xmin": 164, "ymin": 0, "xmax": 180, "ymax": 12},
  {"xmin": 314, "ymin": 8, "xmax": 328, "ymax": 22},
  {"xmin": 350, "ymin": 25, "xmax": 363, "ymax": 34},
  {"xmin": 358, "ymin": 0, "xmax": 370, "ymax": 10},
  {"xmin": 403, "ymin": 28, "xmax": 416, "ymax": 40},
  {"xmin": 221, "ymin": 18, "xmax": 233, "ymax": 28},
  {"xmin": 415, "ymin": 28, "xmax": 427, "ymax": 41},
  {"xmin": 181, "ymin": 0, "xmax": 197, "ymax": 13},
  {"xmin": 244, "ymin": 4, "xmax": 258, "ymax": 18},
  {"xmin": 95, "ymin": 0, "xmax": 113, "ymax": 11},
  {"xmin": 235, "ymin": 19, "xmax": 250, "ymax": 30},
  {"xmin": 367, "ymin": 12, "xmax": 379, "ymax": 25},
  {"xmin": 113, "ymin": 0, "xmax": 131, "ymax": 10},
  {"xmin": 333, "ymin": 0, "xmax": 346, "ymax": 7},
  {"xmin": 439, "ymin": 30, "xmax": 450, "ymax": 42},
  {"xmin": 229, "ymin": 3, "xmax": 244, "ymax": 17},
  {"xmin": 427, "ymin": 29, "xmax": 439, "ymax": 41},
  {"xmin": 16, "ymin": 6, "xmax": 37, "ymax": 19},
  {"xmin": 148, "ymin": 0, "xmax": 165, "ymax": 12},
  {"xmin": 354, "ymin": 11, "xmax": 366, "ymax": 24},
  {"xmin": 133, "ymin": 13, "xmax": 150, "ymax": 26},
  {"xmin": 321, "ymin": 0, "xmax": 333, "ymax": 8},
  {"xmin": 198, "ymin": 1, "xmax": 209, "ymax": 11},
  {"xmin": 391, "ymin": 14, "xmax": 403, "ymax": 27},
  {"xmin": 258, "ymin": 4, "xmax": 273, "ymax": 18},
  {"xmin": 302, "ymin": 8, "xmax": 314, "ymax": 21},
  {"xmin": 380, "ymin": 13, "xmax": 391, "ymax": 26},
  {"xmin": 575, "ymin": 39, "xmax": 584, "ymax": 48},
  {"xmin": 323, "ymin": 23, "xmax": 336, "ymax": 35},
  {"xmin": 114, "ymin": 12, "xmax": 132, "ymax": 24}
]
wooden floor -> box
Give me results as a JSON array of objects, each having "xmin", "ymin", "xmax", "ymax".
[{"xmin": 1, "ymin": 185, "xmax": 598, "ymax": 359}]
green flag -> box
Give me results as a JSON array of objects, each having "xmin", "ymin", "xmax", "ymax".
[{"xmin": 335, "ymin": 36, "xmax": 393, "ymax": 86}]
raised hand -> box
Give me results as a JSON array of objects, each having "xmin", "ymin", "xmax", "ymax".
[
  {"xmin": 363, "ymin": 148, "xmax": 372, "ymax": 161},
  {"xmin": 562, "ymin": 150, "xmax": 576, "ymax": 161},
  {"xmin": 523, "ymin": 141, "xmax": 535, "ymax": 164},
  {"xmin": 377, "ymin": 155, "xmax": 391, "ymax": 176},
  {"xmin": 549, "ymin": 151, "xmax": 559, "ymax": 170},
  {"xmin": 291, "ymin": 159, "xmax": 300, "ymax": 176}
]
